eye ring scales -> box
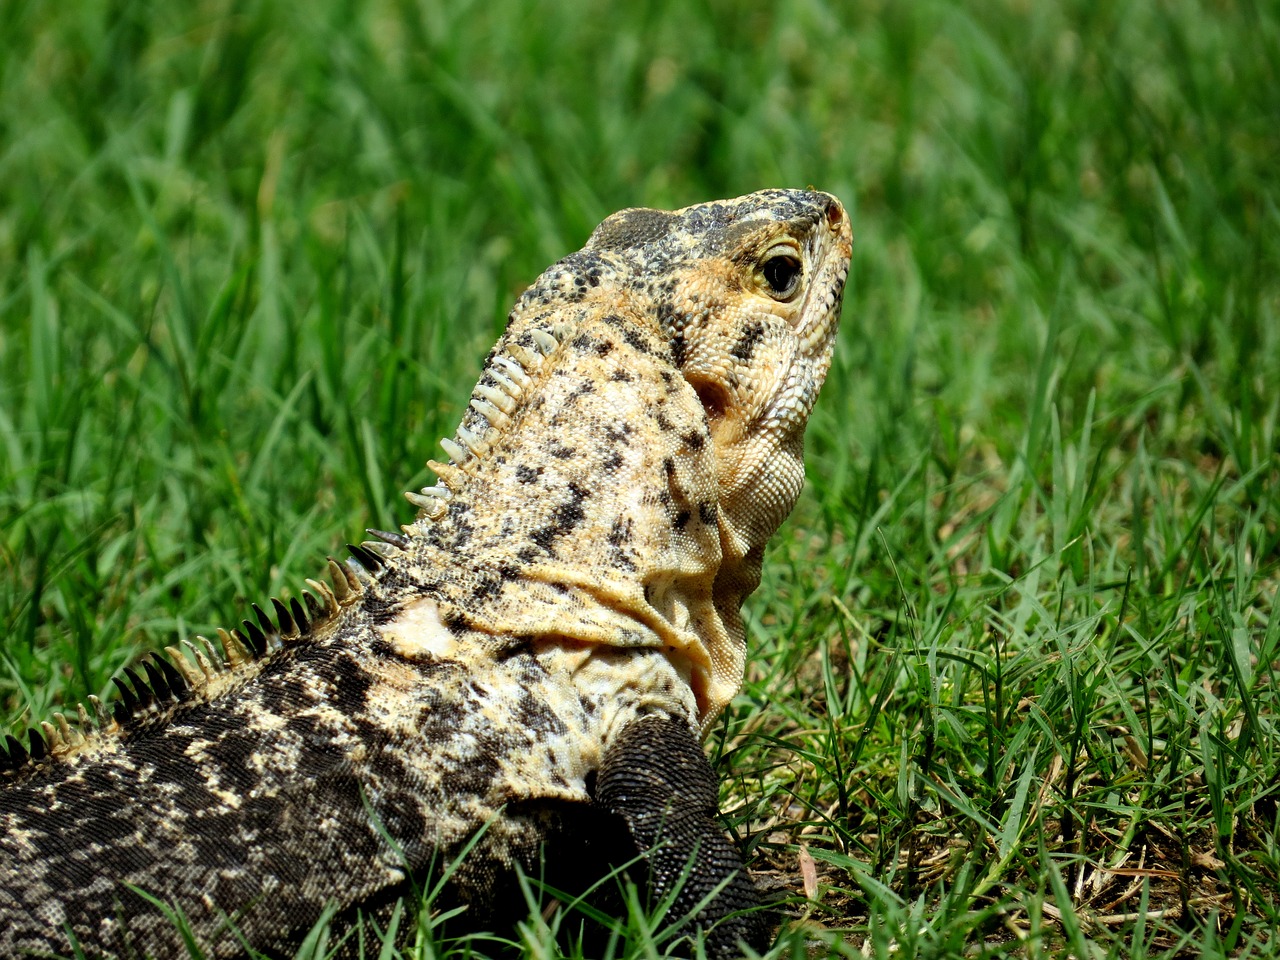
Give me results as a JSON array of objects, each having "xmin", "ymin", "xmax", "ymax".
[{"xmin": 761, "ymin": 250, "xmax": 803, "ymax": 301}]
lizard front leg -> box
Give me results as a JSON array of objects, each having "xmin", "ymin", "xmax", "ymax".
[{"xmin": 594, "ymin": 712, "xmax": 768, "ymax": 958}]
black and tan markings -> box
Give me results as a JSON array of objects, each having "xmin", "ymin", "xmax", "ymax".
[{"xmin": 2, "ymin": 189, "xmax": 851, "ymax": 959}]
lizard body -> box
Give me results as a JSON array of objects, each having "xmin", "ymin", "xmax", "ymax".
[{"xmin": 1, "ymin": 189, "xmax": 851, "ymax": 958}]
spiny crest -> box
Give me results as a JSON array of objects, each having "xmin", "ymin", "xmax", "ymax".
[
  {"xmin": 404, "ymin": 323, "xmax": 567, "ymax": 522},
  {"xmin": 0, "ymin": 545, "xmax": 385, "ymax": 784}
]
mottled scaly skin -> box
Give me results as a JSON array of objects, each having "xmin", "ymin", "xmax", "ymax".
[{"xmin": 1, "ymin": 189, "xmax": 851, "ymax": 958}]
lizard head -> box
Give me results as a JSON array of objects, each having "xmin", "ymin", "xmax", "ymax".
[{"xmin": 588, "ymin": 189, "xmax": 852, "ymax": 675}]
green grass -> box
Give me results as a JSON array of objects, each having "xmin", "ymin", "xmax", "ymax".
[{"xmin": 2, "ymin": 0, "xmax": 1278, "ymax": 956}]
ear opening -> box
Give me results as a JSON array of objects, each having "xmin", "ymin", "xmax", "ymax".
[{"xmin": 692, "ymin": 380, "xmax": 730, "ymax": 426}]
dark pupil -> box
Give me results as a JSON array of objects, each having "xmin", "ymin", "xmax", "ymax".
[{"xmin": 763, "ymin": 255, "xmax": 800, "ymax": 294}]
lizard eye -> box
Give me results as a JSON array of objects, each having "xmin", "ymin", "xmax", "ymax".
[{"xmin": 760, "ymin": 247, "xmax": 803, "ymax": 301}]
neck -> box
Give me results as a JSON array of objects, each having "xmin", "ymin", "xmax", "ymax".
[{"xmin": 386, "ymin": 301, "xmax": 745, "ymax": 725}]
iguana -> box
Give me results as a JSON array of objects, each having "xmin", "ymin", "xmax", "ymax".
[{"xmin": 0, "ymin": 188, "xmax": 851, "ymax": 959}]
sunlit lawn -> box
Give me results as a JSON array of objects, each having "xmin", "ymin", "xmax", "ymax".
[{"xmin": 2, "ymin": 0, "xmax": 1277, "ymax": 956}]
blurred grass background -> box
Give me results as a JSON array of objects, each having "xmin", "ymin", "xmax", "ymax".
[{"xmin": 1, "ymin": 0, "xmax": 1277, "ymax": 956}]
